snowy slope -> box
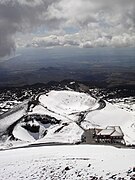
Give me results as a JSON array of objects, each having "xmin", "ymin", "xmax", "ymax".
[
  {"xmin": 0, "ymin": 145, "xmax": 135, "ymax": 180},
  {"xmin": 11, "ymin": 121, "xmax": 83, "ymax": 145},
  {"xmin": 7, "ymin": 90, "xmax": 97, "ymax": 145},
  {"xmin": 0, "ymin": 90, "xmax": 135, "ymax": 147},
  {"xmin": 39, "ymin": 90, "xmax": 96, "ymax": 115},
  {"xmin": 13, "ymin": 124, "xmax": 36, "ymax": 142},
  {"xmin": 38, "ymin": 122, "xmax": 83, "ymax": 144},
  {"xmin": 29, "ymin": 104, "xmax": 70, "ymax": 122},
  {"xmin": 0, "ymin": 100, "xmax": 28, "ymax": 134},
  {"xmin": 83, "ymin": 102, "xmax": 132, "ymax": 128},
  {"xmin": 82, "ymin": 102, "xmax": 135, "ymax": 145},
  {"xmin": 0, "ymin": 89, "xmax": 135, "ymax": 179}
]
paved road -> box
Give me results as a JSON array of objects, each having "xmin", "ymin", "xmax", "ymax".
[{"xmin": 77, "ymin": 99, "xmax": 106, "ymax": 130}]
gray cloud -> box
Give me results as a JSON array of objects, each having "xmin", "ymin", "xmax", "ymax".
[
  {"xmin": 0, "ymin": 0, "xmax": 135, "ymax": 57},
  {"xmin": 0, "ymin": 0, "xmax": 61, "ymax": 57}
]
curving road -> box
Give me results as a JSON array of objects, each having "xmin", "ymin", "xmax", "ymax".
[{"xmin": 77, "ymin": 99, "xmax": 106, "ymax": 129}]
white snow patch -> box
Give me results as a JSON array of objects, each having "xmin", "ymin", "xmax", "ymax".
[
  {"xmin": 39, "ymin": 122, "xmax": 83, "ymax": 144},
  {"xmin": 13, "ymin": 124, "xmax": 36, "ymax": 142},
  {"xmin": 0, "ymin": 145, "xmax": 135, "ymax": 179}
]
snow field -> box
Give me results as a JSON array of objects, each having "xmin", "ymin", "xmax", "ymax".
[
  {"xmin": 39, "ymin": 122, "xmax": 83, "ymax": 144},
  {"xmin": 39, "ymin": 90, "xmax": 97, "ymax": 115},
  {"xmin": 0, "ymin": 145, "xmax": 135, "ymax": 180},
  {"xmin": 10, "ymin": 90, "xmax": 97, "ymax": 144},
  {"xmin": 1, "ymin": 90, "xmax": 135, "ymax": 147},
  {"xmin": 83, "ymin": 102, "xmax": 135, "ymax": 145},
  {"xmin": 12, "ymin": 121, "xmax": 83, "ymax": 144}
]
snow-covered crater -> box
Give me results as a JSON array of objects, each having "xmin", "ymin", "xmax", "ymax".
[{"xmin": 39, "ymin": 90, "xmax": 97, "ymax": 115}]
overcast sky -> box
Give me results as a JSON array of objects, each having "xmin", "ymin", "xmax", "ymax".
[{"xmin": 0, "ymin": 0, "xmax": 135, "ymax": 57}]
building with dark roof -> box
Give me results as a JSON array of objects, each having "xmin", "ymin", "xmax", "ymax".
[{"xmin": 94, "ymin": 126, "xmax": 124, "ymax": 144}]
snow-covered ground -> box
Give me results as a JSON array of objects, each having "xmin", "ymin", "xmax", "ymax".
[
  {"xmin": 0, "ymin": 145, "xmax": 135, "ymax": 180},
  {"xmin": 82, "ymin": 101, "xmax": 135, "ymax": 145},
  {"xmin": 38, "ymin": 122, "xmax": 83, "ymax": 144},
  {"xmin": 0, "ymin": 101, "xmax": 21, "ymax": 115},
  {"xmin": 0, "ymin": 90, "xmax": 135, "ymax": 148},
  {"xmin": 0, "ymin": 100, "xmax": 28, "ymax": 134},
  {"xmin": 39, "ymin": 90, "xmax": 96, "ymax": 114},
  {"xmin": 0, "ymin": 89, "xmax": 135, "ymax": 179},
  {"xmin": 11, "ymin": 121, "xmax": 83, "ymax": 145},
  {"xmin": 10, "ymin": 90, "xmax": 97, "ymax": 145}
]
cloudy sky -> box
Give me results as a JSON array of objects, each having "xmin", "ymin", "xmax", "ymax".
[{"xmin": 0, "ymin": 0, "xmax": 135, "ymax": 57}]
